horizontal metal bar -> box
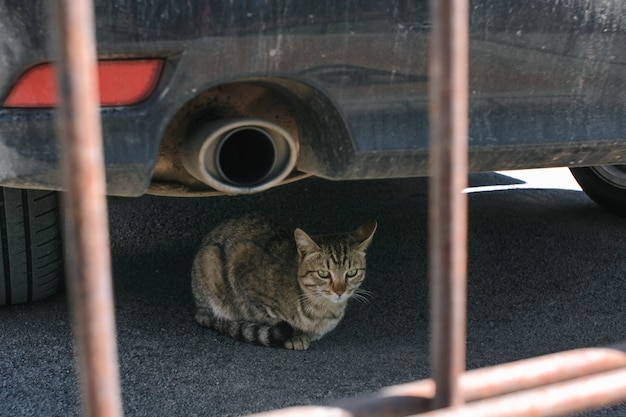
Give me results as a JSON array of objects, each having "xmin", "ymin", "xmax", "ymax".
[
  {"xmin": 411, "ymin": 367, "xmax": 626, "ymax": 417},
  {"xmin": 384, "ymin": 347, "xmax": 626, "ymax": 402},
  {"xmin": 243, "ymin": 346, "xmax": 626, "ymax": 417}
]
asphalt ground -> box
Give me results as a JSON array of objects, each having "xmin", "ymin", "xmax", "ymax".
[{"xmin": 1, "ymin": 170, "xmax": 625, "ymax": 416}]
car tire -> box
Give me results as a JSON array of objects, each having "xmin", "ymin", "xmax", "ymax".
[
  {"xmin": 1, "ymin": 187, "xmax": 63, "ymax": 305},
  {"xmin": 569, "ymin": 165, "xmax": 626, "ymax": 217}
]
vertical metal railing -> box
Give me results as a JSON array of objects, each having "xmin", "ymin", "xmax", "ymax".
[
  {"xmin": 51, "ymin": 0, "xmax": 626, "ymax": 416},
  {"xmin": 427, "ymin": 0, "xmax": 469, "ymax": 409},
  {"xmin": 54, "ymin": 0, "xmax": 123, "ymax": 416}
]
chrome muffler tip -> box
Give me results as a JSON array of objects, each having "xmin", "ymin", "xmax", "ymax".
[{"xmin": 181, "ymin": 118, "xmax": 298, "ymax": 194}]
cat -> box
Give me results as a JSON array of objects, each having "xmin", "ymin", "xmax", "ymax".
[{"xmin": 191, "ymin": 213, "xmax": 377, "ymax": 350}]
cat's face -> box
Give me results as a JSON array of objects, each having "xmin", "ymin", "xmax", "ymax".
[{"xmin": 294, "ymin": 221, "xmax": 377, "ymax": 304}]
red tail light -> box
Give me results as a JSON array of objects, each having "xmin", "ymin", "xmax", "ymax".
[{"xmin": 3, "ymin": 59, "xmax": 164, "ymax": 108}]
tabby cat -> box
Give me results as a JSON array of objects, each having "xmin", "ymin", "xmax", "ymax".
[{"xmin": 191, "ymin": 214, "xmax": 377, "ymax": 350}]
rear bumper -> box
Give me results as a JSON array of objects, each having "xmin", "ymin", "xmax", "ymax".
[
  {"xmin": 1, "ymin": 2, "xmax": 626, "ymax": 196},
  {"xmin": 0, "ymin": 106, "xmax": 163, "ymax": 196}
]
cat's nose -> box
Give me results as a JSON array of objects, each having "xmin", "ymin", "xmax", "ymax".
[{"xmin": 333, "ymin": 283, "xmax": 346, "ymax": 296}]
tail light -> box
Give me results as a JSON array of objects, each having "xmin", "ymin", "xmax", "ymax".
[{"xmin": 3, "ymin": 58, "xmax": 164, "ymax": 108}]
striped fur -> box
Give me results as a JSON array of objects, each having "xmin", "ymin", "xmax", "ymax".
[
  {"xmin": 195, "ymin": 308, "xmax": 293, "ymax": 347},
  {"xmin": 191, "ymin": 214, "xmax": 376, "ymax": 350}
]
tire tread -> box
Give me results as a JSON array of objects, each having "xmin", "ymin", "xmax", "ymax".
[{"xmin": 0, "ymin": 188, "xmax": 62, "ymax": 305}]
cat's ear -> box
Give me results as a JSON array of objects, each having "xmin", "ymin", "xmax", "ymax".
[
  {"xmin": 353, "ymin": 220, "xmax": 377, "ymax": 252},
  {"xmin": 294, "ymin": 228, "xmax": 321, "ymax": 257}
]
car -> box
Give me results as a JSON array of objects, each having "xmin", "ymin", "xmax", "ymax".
[{"xmin": 1, "ymin": 0, "xmax": 625, "ymax": 305}]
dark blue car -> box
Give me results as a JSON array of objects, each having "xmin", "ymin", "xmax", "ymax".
[{"xmin": 1, "ymin": 0, "xmax": 625, "ymax": 305}]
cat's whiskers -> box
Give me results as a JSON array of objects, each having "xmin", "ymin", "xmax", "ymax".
[
  {"xmin": 350, "ymin": 288, "xmax": 374, "ymax": 304},
  {"xmin": 356, "ymin": 288, "xmax": 374, "ymax": 297},
  {"xmin": 298, "ymin": 292, "xmax": 325, "ymax": 315},
  {"xmin": 298, "ymin": 291, "xmax": 324, "ymax": 306}
]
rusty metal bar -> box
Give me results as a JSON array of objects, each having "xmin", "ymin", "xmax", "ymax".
[
  {"xmin": 384, "ymin": 346, "xmax": 626, "ymax": 403},
  {"xmin": 53, "ymin": 0, "xmax": 123, "ymax": 416},
  {"xmin": 243, "ymin": 346, "xmax": 626, "ymax": 417},
  {"xmin": 427, "ymin": 0, "xmax": 470, "ymax": 409},
  {"xmin": 412, "ymin": 368, "xmax": 626, "ymax": 417}
]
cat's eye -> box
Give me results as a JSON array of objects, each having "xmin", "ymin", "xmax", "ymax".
[
  {"xmin": 346, "ymin": 269, "xmax": 358, "ymax": 278},
  {"xmin": 317, "ymin": 270, "xmax": 330, "ymax": 279}
]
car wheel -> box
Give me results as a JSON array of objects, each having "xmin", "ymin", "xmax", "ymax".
[
  {"xmin": 569, "ymin": 165, "xmax": 626, "ymax": 216},
  {"xmin": 1, "ymin": 187, "xmax": 63, "ymax": 305}
]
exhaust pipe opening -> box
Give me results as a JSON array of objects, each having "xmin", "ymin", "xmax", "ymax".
[
  {"xmin": 181, "ymin": 118, "xmax": 298, "ymax": 194},
  {"xmin": 217, "ymin": 127, "xmax": 276, "ymax": 186}
]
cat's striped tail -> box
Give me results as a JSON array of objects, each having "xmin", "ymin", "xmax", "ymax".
[{"xmin": 196, "ymin": 311, "xmax": 293, "ymax": 348}]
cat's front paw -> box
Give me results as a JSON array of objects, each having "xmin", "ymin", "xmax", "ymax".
[{"xmin": 284, "ymin": 334, "xmax": 311, "ymax": 350}]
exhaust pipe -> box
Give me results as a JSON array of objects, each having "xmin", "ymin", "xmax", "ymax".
[{"xmin": 181, "ymin": 118, "xmax": 298, "ymax": 194}]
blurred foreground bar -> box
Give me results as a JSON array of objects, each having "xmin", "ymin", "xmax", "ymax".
[
  {"xmin": 427, "ymin": 0, "xmax": 469, "ymax": 409},
  {"xmin": 245, "ymin": 345, "xmax": 626, "ymax": 417},
  {"xmin": 53, "ymin": 0, "xmax": 123, "ymax": 416}
]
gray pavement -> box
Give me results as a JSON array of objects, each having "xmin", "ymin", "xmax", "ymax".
[{"xmin": 1, "ymin": 172, "xmax": 625, "ymax": 416}]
